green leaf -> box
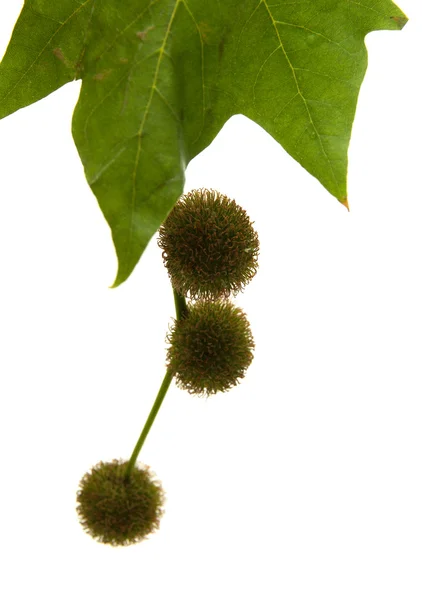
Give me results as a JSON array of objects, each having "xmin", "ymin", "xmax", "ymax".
[{"xmin": 0, "ymin": 0, "xmax": 407, "ymax": 286}]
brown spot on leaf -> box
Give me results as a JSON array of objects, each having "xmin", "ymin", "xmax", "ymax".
[
  {"xmin": 136, "ymin": 26, "xmax": 155, "ymax": 41},
  {"xmin": 53, "ymin": 48, "xmax": 65, "ymax": 62},
  {"xmin": 120, "ymin": 57, "xmax": 129, "ymax": 64},
  {"xmin": 93, "ymin": 69, "xmax": 112, "ymax": 81},
  {"xmin": 53, "ymin": 47, "xmax": 76, "ymax": 72},
  {"xmin": 390, "ymin": 15, "xmax": 407, "ymax": 27},
  {"xmin": 198, "ymin": 22, "xmax": 213, "ymax": 44}
]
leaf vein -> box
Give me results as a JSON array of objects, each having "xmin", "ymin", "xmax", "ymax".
[
  {"xmin": 0, "ymin": 0, "xmax": 93, "ymax": 103},
  {"xmin": 154, "ymin": 86, "xmax": 181, "ymax": 123},
  {"xmin": 26, "ymin": 7, "xmax": 64, "ymax": 25},
  {"xmin": 294, "ymin": 67, "xmax": 357, "ymax": 86},
  {"xmin": 88, "ymin": 145, "xmax": 127, "ymax": 185},
  {"xmin": 261, "ymin": 0, "xmax": 339, "ymax": 191},
  {"xmin": 92, "ymin": 0, "xmax": 159, "ymax": 66},
  {"xmin": 347, "ymin": 0, "xmax": 390, "ymax": 18},
  {"xmin": 128, "ymin": 1, "xmax": 181, "ymax": 258},
  {"xmin": 181, "ymin": 0, "xmax": 205, "ymax": 144},
  {"xmin": 83, "ymin": 50, "xmax": 159, "ymax": 142},
  {"xmin": 274, "ymin": 19, "xmax": 353, "ymax": 56}
]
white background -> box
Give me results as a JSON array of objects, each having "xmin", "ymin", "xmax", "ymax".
[{"xmin": 0, "ymin": 1, "xmax": 421, "ymax": 598}]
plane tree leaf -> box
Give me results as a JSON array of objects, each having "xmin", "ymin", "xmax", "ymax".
[{"xmin": 0, "ymin": 0, "xmax": 407, "ymax": 286}]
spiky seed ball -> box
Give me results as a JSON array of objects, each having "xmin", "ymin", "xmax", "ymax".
[
  {"xmin": 76, "ymin": 459, "xmax": 165, "ymax": 546},
  {"xmin": 166, "ymin": 299, "xmax": 255, "ymax": 396},
  {"xmin": 157, "ymin": 188, "xmax": 259, "ymax": 300}
]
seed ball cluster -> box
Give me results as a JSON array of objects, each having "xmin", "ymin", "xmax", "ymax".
[
  {"xmin": 157, "ymin": 188, "xmax": 259, "ymax": 300},
  {"xmin": 75, "ymin": 190, "xmax": 259, "ymax": 548},
  {"xmin": 76, "ymin": 459, "xmax": 165, "ymax": 546},
  {"xmin": 166, "ymin": 300, "xmax": 255, "ymax": 396},
  {"xmin": 160, "ymin": 188, "xmax": 259, "ymax": 396}
]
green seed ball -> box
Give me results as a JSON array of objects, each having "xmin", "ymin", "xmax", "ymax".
[
  {"xmin": 166, "ymin": 300, "xmax": 255, "ymax": 396},
  {"xmin": 157, "ymin": 188, "xmax": 259, "ymax": 300},
  {"xmin": 76, "ymin": 459, "xmax": 165, "ymax": 546}
]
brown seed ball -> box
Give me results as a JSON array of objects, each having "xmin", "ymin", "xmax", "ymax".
[
  {"xmin": 166, "ymin": 299, "xmax": 255, "ymax": 396},
  {"xmin": 157, "ymin": 188, "xmax": 259, "ymax": 300},
  {"xmin": 76, "ymin": 459, "xmax": 165, "ymax": 546}
]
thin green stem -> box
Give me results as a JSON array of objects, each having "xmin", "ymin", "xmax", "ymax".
[
  {"xmin": 124, "ymin": 287, "xmax": 188, "ymax": 479},
  {"xmin": 124, "ymin": 367, "xmax": 173, "ymax": 479},
  {"xmin": 173, "ymin": 288, "xmax": 188, "ymax": 320}
]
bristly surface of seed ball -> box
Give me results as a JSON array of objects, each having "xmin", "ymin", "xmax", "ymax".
[
  {"xmin": 76, "ymin": 459, "xmax": 165, "ymax": 546},
  {"xmin": 166, "ymin": 299, "xmax": 255, "ymax": 396},
  {"xmin": 157, "ymin": 188, "xmax": 259, "ymax": 300}
]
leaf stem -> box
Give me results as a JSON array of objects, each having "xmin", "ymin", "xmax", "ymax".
[{"xmin": 124, "ymin": 288, "xmax": 188, "ymax": 479}]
